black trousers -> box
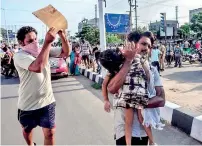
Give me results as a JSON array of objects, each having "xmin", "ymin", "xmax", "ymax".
[
  {"xmin": 166, "ymin": 55, "xmax": 172, "ymax": 65},
  {"xmin": 116, "ymin": 136, "xmax": 149, "ymax": 145},
  {"xmin": 151, "ymin": 61, "xmax": 160, "ymax": 73},
  {"xmin": 175, "ymin": 56, "xmax": 182, "ymax": 67}
]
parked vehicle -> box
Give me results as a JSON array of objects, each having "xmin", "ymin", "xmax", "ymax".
[
  {"xmin": 189, "ymin": 49, "xmax": 202, "ymax": 64},
  {"xmin": 49, "ymin": 47, "xmax": 68, "ymax": 78}
]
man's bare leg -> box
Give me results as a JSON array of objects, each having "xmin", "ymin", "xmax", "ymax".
[
  {"xmin": 42, "ymin": 127, "xmax": 56, "ymax": 145},
  {"xmin": 125, "ymin": 108, "xmax": 134, "ymax": 145},
  {"xmin": 22, "ymin": 128, "xmax": 34, "ymax": 145}
]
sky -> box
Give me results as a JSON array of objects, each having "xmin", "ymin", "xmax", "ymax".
[{"xmin": 1, "ymin": 0, "xmax": 202, "ymax": 39}]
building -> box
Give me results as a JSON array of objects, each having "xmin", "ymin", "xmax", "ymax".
[
  {"xmin": 149, "ymin": 20, "xmax": 178, "ymax": 37},
  {"xmin": 189, "ymin": 7, "xmax": 202, "ymax": 22},
  {"xmin": 78, "ymin": 18, "xmax": 99, "ymax": 32}
]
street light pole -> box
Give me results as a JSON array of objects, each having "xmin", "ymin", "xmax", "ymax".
[
  {"xmin": 2, "ymin": 8, "xmax": 9, "ymax": 44},
  {"xmin": 98, "ymin": 0, "xmax": 107, "ymax": 77}
]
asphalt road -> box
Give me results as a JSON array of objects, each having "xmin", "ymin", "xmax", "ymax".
[{"xmin": 1, "ymin": 75, "xmax": 201, "ymax": 145}]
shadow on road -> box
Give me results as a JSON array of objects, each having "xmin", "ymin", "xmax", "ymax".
[
  {"xmin": 1, "ymin": 95, "xmax": 18, "ymax": 100},
  {"xmin": 52, "ymin": 83, "xmax": 81, "ymax": 89},
  {"xmin": 163, "ymin": 70, "xmax": 202, "ymax": 84},
  {"xmin": 1, "ymin": 76, "xmax": 20, "ymax": 85},
  {"xmin": 53, "ymin": 87, "xmax": 85, "ymax": 94},
  {"xmin": 182, "ymin": 84, "xmax": 202, "ymax": 93}
]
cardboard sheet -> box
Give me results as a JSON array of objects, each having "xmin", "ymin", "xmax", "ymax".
[{"xmin": 33, "ymin": 4, "xmax": 68, "ymax": 31}]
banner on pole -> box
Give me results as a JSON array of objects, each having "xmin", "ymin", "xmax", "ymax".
[{"xmin": 105, "ymin": 13, "xmax": 129, "ymax": 34}]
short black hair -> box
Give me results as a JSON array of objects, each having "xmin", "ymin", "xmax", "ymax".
[
  {"xmin": 92, "ymin": 47, "xmax": 98, "ymax": 53},
  {"xmin": 127, "ymin": 31, "xmax": 155, "ymax": 46},
  {"xmin": 141, "ymin": 31, "xmax": 155, "ymax": 46},
  {"xmin": 16, "ymin": 26, "xmax": 37, "ymax": 42}
]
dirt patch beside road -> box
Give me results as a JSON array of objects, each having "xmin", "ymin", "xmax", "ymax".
[{"xmin": 161, "ymin": 63, "xmax": 202, "ymax": 113}]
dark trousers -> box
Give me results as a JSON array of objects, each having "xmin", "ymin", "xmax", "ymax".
[
  {"xmin": 116, "ymin": 136, "xmax": 149, "ymax": 145},
  {"xmin": 166, "ymin": 55, "xmax": 172, "ymax": 65},
  {"xmin": 151, "ymin": 61, "xmax": 160, "ymax": 73},
  {"xmin": 175, "ymin": 56, "xmax": 182, "ymax": 67}
]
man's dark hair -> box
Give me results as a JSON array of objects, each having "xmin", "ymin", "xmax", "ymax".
[
  {"xmin": 16, "ymin": 26, "xmax": 37, "ymax": 42},
  {"xmin": 128, "ymin": 31, "xmax": 155, "ymax": 46},
  {"xmin": 92, "ymin": 47, "xmax": 98, "ymax": 53},
  {"xmin": 141, "ymin": 31, "xmax": 155, "ymax": 46}
]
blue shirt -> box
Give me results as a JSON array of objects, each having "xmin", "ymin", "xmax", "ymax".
[{"xmin": 151, "ymin": 49, "xmax": 160, "ymax": 62}]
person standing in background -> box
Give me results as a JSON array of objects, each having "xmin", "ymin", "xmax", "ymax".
[
  {"xmin": 80, "ymin": 38, "xmax": 92, "ymax": 69},
  {"xmin": 69, "ymin": 42, "xmax": 81, "ymax": 75},
  {"xmin": 166, "ymin": 43, "xmax": 173, "ymax": 66},
  {"xmin": 184, "ymin": 40, "xmax": 190, "ymax": 50},
  {"xmin": 195, "ymin": 40, "xmax": 201, "ymax": 50},
  {"xmin": 12, "ymin": 44, "xmax": 19, "ymax": 53},
  {"xmin": 174, "ymin": 44, "xmax": 183, "ymax": 68},
  {"xmin": 151, "ymin": 42, "xmax": 161, "ymax": 74},
  {"xmin": 159, "ymin": 42, "xmax": 166, "ymax": 71}
]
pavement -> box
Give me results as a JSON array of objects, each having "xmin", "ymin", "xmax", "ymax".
[{"xmin": 1, "ymin": 75, "xmax": 202, "ymax": 145}]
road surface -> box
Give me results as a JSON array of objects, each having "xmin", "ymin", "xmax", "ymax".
[{"xmin": 1, "ymin": 75, "xmax": 201, "ymax": 145}]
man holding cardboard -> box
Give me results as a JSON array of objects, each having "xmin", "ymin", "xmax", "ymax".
[{"xmin": 13, "ymin": 5, "xmax": 69, "ymax": 145}]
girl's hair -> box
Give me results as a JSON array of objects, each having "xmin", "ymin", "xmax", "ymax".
[{"xmin": 72, "ymin": 42, "xmax": 80, "ymax": 52}]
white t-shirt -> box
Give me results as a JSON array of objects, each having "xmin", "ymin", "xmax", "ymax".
[
  {"xmin": 13, "ymin": 51, "xmax": 55, "ymax": 111},
  {"xmin": 184, "ymin": 41, "xmax": 189, "ymax": 48},
  {"xmin": 114, "ymin": 66, "xmax": 162, "ymax": 140}
]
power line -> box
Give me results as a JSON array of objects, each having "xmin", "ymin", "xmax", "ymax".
[
  {"xmin": 139, "ymin": 0, "xmax": 174, "ymax": 9},
  {"xmin": 106, "ymin": 0, "xmax": 123, "ymax": 9},
  {"xmin": 1, "ymin": 8, "xmax": 32, "ymax": 12}
]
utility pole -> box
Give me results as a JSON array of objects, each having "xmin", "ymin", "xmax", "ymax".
[
  {"xmin": 95, "ymin": 4, "xmax": 98, "ymax": 27},
  {"xmin": 175, "ymin": 6, "xmax": 179, "ymax": 40},
  {"xmin": 128, "ymin": 0, "xmax": 133, "ymax": 31},
  {"xmin": 2, "ymin": 8, "xmax": 9, "ymax": 44},
  {"xmin": 98, "ymin": 0, "xmax": 107, "ymax": 77},
  {"xmin": 134, "ymin": 0, "xmax": 138, "ymax": 31},
  {"xmin": 165, "ymin": 14, "xmax": 167, "ymax": 45}
]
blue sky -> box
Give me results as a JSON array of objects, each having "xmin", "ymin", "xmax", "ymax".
[{"xmin": 1, "ymin": 0, "xmax": 202, "ymax": 39}]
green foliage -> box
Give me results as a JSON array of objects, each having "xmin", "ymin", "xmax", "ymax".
[
  {"xmin": 190, "ymin": 12, "xmax": 202, "ymax": 36},
  {"xmin": 91, "ymin": 83, "xmax": 102, "ymax": 89},
  {"xmin": 1, "ymin": 28, "xmax": 7, "ymax": 39},
  {"xmin": 76, "ymin": 22, "xmax": 124, "ymax": 45},
  {"xmin": 106, "ymin": 34, "xmax": 122, "ymax": 44},
  {"xmin": 135, "ymin": 26, "xmax": 148, "ymax": 33},
  {"xmin": 178, "ymin": 23, "xmax": 191, "ymax": 39},
  {"xmin": 76, "ymin": 24, "xmax": 99, "ymax": 46}
]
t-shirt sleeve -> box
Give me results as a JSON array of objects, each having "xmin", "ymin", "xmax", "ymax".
[
  {"xmin": 153, "ymin": 67, "xmax": 163, "ymax": 87},
  {"xmin": 14, "ymin": 53, "xmax": 35, "ymax": 70}
]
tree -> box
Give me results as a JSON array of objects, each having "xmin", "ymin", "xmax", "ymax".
[
  {"xmin": 0, "ymin": 28, "xmax": 7, "ymax": 39},
  {"xmin": 76, "ymin": 24, "xmax": 100, "ymax": 46},
  {"xmin": 135, "ymin": 26, "xmax": 148, "ymax": 33},
  {"xmin": 190, "ymin": 12, "xmax": 202, "ymax": 38},
  {"xmin": 106, "ymin": 34, "xmax": 122, "ymax": 44},
  {"xmin": 178, "ymin": 23, "xmax": 191, "ymax": 39}
]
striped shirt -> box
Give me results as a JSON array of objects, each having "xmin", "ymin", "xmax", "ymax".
[{"xmin": 80, "ymin": 41, "xmax": 91, "ymax": 56}]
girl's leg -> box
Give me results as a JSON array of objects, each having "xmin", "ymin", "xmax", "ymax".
[
  {"xmin": 137, "ymin": 109, "xmax": 154, "ymax": 145},
  {"xmin": 125, "ymin": 108, "xmax": 134, "ymax": 145}
]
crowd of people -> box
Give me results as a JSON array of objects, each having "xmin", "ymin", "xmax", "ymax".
[
  {"xmin": 1, "ymin": 24, "xmax": 201, "ymax": 146},
  {"xmin": 0, "ymin": 43, "xmax": 19, "ymax": 78}
]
